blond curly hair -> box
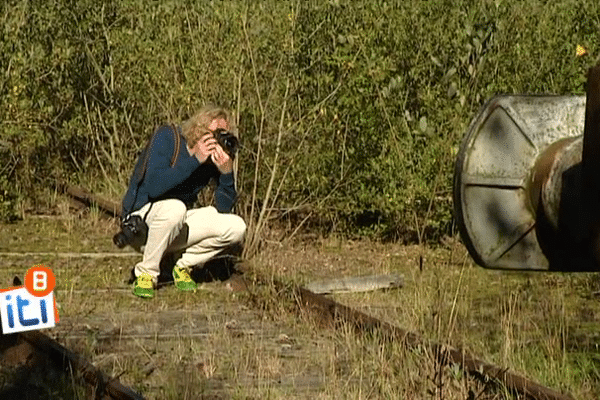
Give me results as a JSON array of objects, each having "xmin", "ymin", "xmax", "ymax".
[{"xmin": 181, "ymin": 104, "xmax": 237, "ymax": 147}]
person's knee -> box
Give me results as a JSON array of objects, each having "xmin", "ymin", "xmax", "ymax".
[
  {"xmin": 148, "ymin": 199, "xmax": 187, "ymax": 231},
  {"xmin": 160, "ymin": 199, "xmax": 187, "ymax": 224}
]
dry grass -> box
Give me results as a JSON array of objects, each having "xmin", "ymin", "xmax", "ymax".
[{"xmin": 1, "ymin": 206, "xmax": 600, "ymax": 399}]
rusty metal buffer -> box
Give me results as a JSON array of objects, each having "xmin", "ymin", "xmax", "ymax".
[{"xmin": 454, "ymin": 65, "xmax": 600, "ymax": 271}]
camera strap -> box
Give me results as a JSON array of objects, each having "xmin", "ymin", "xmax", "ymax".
[{"xmin": 142, "ymin": 202, "xmax": 153, "ymax": 222}]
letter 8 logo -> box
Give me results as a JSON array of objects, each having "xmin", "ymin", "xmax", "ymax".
[
  {"xmin": 34, "ymin": 272, "xmax": 47, "ymax": 291},
  {"xmin": 25, "ymin": 265, "xmax": 55, "ymax": 297}
]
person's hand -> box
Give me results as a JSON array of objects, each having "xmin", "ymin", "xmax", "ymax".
[
  {"xmin": 191, "ymin": 133, "xmax": 218, "ymax": 164},
  {"xmin": 211, "ymin": 144, "xmax": 233, "ymax": 174}
]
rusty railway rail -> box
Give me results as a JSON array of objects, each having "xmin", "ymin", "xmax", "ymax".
[
  {"xmin": 16, "ymin": 330, "xmax": 145, "ymax": 400},
  {"xmin": 18, "ymin": 184, "xmax": 572, "ymax": 400},
  {"xmin": 58, "ymin": 182, "xmax": 122, "ymax": 218},
  {"xmin": 43, "ymin": 272, "xmax": 576, "ymax": 400},
  {"xmin": 43, "ymin": 183, "xmax": 577, "ymax": 400},
  {"xmin": 294, "ymin": 286, "xmax": 573, "ymax": 400}
]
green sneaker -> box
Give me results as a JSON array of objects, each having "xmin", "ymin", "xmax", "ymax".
[
  {"xmin": 173, "ymin": 266, "xmax": 197, "ymax": 292},
  {"xmin": 133, "ymin": 273, "xmax": 155, "ymax": 298}
]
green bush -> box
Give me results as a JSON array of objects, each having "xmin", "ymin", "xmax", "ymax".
[{"xmin": 1, "ymin": 0, "xmax": 598, "ymax": 241}]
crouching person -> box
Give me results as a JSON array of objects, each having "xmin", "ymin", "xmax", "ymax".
[{"xmin": 115, "ymin": 105, "xmax": 246, "ymax": 299}]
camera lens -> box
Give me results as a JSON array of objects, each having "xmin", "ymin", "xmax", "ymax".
[{"xmin": 113, "ymin": 232, "xmax": 128, "ymax": 248}]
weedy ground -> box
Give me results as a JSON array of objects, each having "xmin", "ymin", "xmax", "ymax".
[{"xmin": 1, "ymin": 205, "xmax": 600, "ymax": 399}]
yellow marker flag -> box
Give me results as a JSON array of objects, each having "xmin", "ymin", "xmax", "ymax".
[{"xmin": 576, "ymin": 44, "xmax": 588, "ymax": 57}]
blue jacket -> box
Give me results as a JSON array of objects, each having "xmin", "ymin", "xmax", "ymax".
[{"xmin": 121, "ymin": 125, "xmax": 237, "ymax": 217}]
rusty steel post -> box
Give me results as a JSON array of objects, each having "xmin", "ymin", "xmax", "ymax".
[
  {"xmin": 534, "ymin": 64, "xmax": 600, "ymax": 269},
  {"xmin": 581, "ymin": 65, "xmax": 600, "ymax": 263},
  {"xmin": 535, "ymin": 134, "xmax": 585, "ymax": 267}
]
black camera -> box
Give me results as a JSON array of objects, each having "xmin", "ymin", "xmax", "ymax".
[
  {"xmin": 113, "ymin": 215, "xmax": 148, "ymax": 248},
  {"xmin": 213, "ymin": 128, "xmax": 239, "ymax": 158}
]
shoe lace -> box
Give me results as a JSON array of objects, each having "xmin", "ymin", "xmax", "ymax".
[
  {"xmin": 175, "ymin": 267, "xmax": 193, "ymax": 282},
  {"xmin": 137, "ymin": 274, "xmax": 153, "ymax": 289}
]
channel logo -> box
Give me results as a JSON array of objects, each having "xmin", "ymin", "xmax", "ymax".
[{"xmin": 0, "ymin": 265, "xmax": 59, "ymax": 334}]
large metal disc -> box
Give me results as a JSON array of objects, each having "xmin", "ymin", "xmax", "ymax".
[{"xmin": 454, "ymin": 95, "xmax": 586, "ymax": 270}]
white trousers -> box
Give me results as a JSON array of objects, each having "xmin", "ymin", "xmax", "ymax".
[{"xmin": 131, "ymin": 199, "xmax": 246, "ymax": 282}]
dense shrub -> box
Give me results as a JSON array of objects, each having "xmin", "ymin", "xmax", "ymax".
[{"xmin": 1, "ymin": 0, "xmax": 598, "ymax": 240}]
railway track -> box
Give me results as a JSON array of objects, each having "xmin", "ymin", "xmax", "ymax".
[
  {"xmin": 0, "ymin": 187, "xmax": 578, "ymax": 399},
  {"xmin": 2, "ymin": 249, "xmax": 574, "ymax": 400}
]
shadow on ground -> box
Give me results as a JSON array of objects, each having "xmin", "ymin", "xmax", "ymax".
[
  {"xmin": 127, "ymin": 252, "xmax": 243, "ymax": 288},
  {"xmin": 0, "ymin": 334, "xmax": 84, "ymax": 399}
]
